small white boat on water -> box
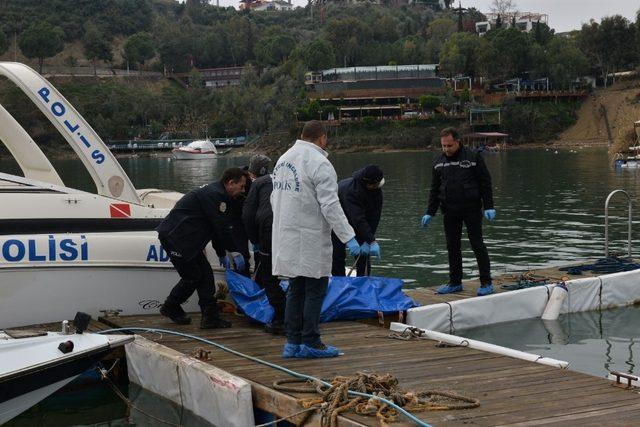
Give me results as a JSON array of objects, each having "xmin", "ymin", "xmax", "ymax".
[
  {"xmin": 614, "ymin": 121, "xmax": 640, "ymax": 169},
  {"xmin": 0, "ymin": 62, "xmax": 219, "ymax": 329},
  {"xmin": 614, "ymin": 146, "xmax": 640, "ymax": 169},
  {"xmin": 0, "ymin": 315, "xmax": 132, "ymax": 424},
  {"xmin": 172, "ymin": 139, "xmax": 219, "ymax": 159}
]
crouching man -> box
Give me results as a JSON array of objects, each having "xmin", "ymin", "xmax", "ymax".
[{"xmin": 157, "ymin": 167, "xmax": 247, "ymax": 328}]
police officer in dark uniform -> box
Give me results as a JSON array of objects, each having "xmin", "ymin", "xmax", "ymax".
[
  {"xmin": 421, "ymin": 127, "xmax": 496, "ymax": 296},
  {"xmin": 157, "ymin": 167, "xmax": 247, "ymax": 328},
  {"xmin": 331, "ymin": 165, "xmax": 384, "ymax": 277},
  {"xmin": 227, "ymin": 171, "xmax": 252, "ymax": 277},
  {"xmin": 242, "ymin": 154, "xmax": 286, "ymax": 334}
]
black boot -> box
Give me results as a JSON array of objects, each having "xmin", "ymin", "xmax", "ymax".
[
  {"xmin": 160, "ymin": 302, "xmax": 191, "ymax": 325},
  {"xmin": 264, "ymin": 319, "xmax": 285, "ymax": 335},
  {"xmin": 200, "ymin": 307, "xmax": 231, "ymax": 329}
]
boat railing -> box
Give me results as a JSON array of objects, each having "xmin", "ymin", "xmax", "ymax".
[{"xmin": 604, "ymin": 189, "xmax": 632, "ymax": 258}]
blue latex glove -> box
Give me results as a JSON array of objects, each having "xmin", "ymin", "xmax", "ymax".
[
  {"xmin": 219, "ymin": 256, "xmax": 230, "ymax": 269},
  {"xmin": 252, "ymin": 243, "xmax": 260, "ymax": 252},
  {"xmin": 369, "ymin": 242, "xmax": 381, "ymax": 259},
  {"xmin": 229, "ymin": 252, "xmax": 246, "ymax": 272},
  {"xmin": 421, "ymin": 214, "xmax": 432, "ymax": 228},
  {"xmin": 346, "ymin": 237, "xmax": 361, "ymax": 257},
  {"xmin": 360, "ymin": 242, "xmax": 371, "ymax": 256},
  {"xmin": 220, "ymin": 253, "xmax": 246, "ymax": 272},
  {"xmin": 483, "ymin": 209, "xmax": 496, "ymax": 221}
]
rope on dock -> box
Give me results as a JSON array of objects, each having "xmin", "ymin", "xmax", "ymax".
[
  {"xmin": 500, "ymin": 273, "xmax": 550, "ymax": 291},
  {"xmin": 559, "ymin": 256, "xmax": 640, "ymax": 275},
  {"xmin": 99, "ymin": 327, "xmax": 434, "ymax": 427},
  {"xmin": 273, "ymin": 373, "xmax": 480, "ymax": 427}
]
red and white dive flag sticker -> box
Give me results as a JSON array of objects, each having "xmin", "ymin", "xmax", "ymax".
[{"xmin": 109, "ymin": 203, "xmax": 131, "ymax": 218}]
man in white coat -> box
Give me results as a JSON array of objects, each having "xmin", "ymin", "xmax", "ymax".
[{"xmin": 271, "ymin": 121, "xmax": 362, "ymax": 359}]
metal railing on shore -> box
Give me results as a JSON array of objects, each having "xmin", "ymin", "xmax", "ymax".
[{"xmin": 107, "ymin": 137, "xmax": 247, "ymax": 152}]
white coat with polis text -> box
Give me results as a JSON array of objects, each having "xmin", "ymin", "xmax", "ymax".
[{"xmin": 271, "ymin": 139, "xmax": 355, "ymax": 279}]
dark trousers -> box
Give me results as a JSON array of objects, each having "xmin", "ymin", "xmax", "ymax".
[
  {"xmin": 285, "ymin": 276, "xmax": 329, "ymax": 346},
  {"xmin": 254, "ymin": 251, "xmax": 286, "ymax": 323},
  {"xmin": 331, "ymin": 233, "xmax": 370, "ymax": 277},
  {"xmin": 443, "ymin": 209, "xmax": 491, "ymax": 285},
  {"xmin": 162, "ymin": 241, "xmax": 218, "ymax": 314}
]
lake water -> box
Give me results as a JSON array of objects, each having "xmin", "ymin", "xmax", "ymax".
[
  {"xmin": 3, "ymin": 146, "xmax": 640, "ymax": 286},
  {"xmin": 458, "ymin": 305, "xmax": 640, "ymax": 378},
  {"xmin": 5, "ymin": 379, "xmax": 213, "ymax": 426}
]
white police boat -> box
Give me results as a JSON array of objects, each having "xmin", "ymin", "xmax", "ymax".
[
  {"xmin": 0, "ymin": 62, "xmax": 207, "ymax": 329},
  {"xmin": 0, "ymin": 315, "xmax": 133, "ymax": 424}
]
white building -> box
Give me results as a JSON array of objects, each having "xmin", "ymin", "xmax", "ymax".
[
  {"xmin": 476, "ymin": 12, "xmax": 549, "ymax": 36},
  {"xmin": 253, "ymin": 0, "xmax": 292, "ymax": 11}
]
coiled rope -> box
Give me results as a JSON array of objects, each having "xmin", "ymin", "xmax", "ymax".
[{"xmin": 273, "ymin": 373, "xmax": 479, "ymax": 427}]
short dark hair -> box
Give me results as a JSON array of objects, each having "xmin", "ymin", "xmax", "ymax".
[
  {"xmin": 220, "ymin": 167, "xmax": 248, "ymax": 184},
  {"xmin": 301, "ymin": 120, "xmax": 327, "ymax": 142},
  {"xmin": 440, "ymin": 127, "xmax": 460, "ymax": 141}
]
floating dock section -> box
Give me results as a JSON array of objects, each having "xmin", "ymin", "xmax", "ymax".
[{"xmin": 406, "ymin": 268, "xmax": 640, "ymax": 332}]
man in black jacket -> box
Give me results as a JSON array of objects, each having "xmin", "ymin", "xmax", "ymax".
[
  {"xmin": 331, "ymin": 165, "xmax": 384, "ymax": 277},
  {"xmin": 242, "ymin": 154, "xmax": 286, "ymax": 334},
  {"xmin": 157, "ymin": 167, "xmax": 247, "ymax": 328},
  {"xmin": 421, "ymin": 127, "xmax": 496, "ymax": 296},
  {"xmin": 228, "ymin": 178, "xmax": 252, "ymax": 277}
]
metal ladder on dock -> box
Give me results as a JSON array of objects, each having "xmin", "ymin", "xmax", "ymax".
[{"xmin": 604, "ymin": 189, "xmax": 633, "ymax": 258}]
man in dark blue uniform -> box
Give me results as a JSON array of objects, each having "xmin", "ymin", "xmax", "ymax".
[
  {"xmin": 157, "ymin": 167, "xmax": 247, "ymax": 328},
  {"xmin": 421, "ymin": 128, "xmax": 496, "ymax": 296},
  {"xmin": 331, "ymin": 165, "xmax": 384, "ymax": 277},
  {"xmin": 242, "ymin": 154, "xmax": 286, "ymax": 335}
]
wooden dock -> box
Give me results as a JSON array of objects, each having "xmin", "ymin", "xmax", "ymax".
[
  {"xmin": 17, "ymin": 263, "xmax": 639, "ymax": 426},
  {"xmin": 98, "ymin": 294, "xmax": 640, "ymax": 426}
]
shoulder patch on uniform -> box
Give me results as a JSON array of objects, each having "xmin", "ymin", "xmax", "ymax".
[{"xmin": 219, "ymin": 202, "xmax": 227, "ymax": 213}]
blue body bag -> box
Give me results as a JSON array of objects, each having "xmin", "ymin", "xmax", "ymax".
[{"xmin": 225, "ymin": 270, "xmax": 418, "ymax": 324}]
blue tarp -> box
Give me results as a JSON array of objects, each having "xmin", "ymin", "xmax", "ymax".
[
  {"xmin": 224, "ymin": 270, "xmax": 275, "ymax": 324},
  {"xmin": 225, "ymin": 270, "xmax": 418, "ymax": 324}
]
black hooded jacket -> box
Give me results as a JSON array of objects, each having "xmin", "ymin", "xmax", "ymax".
[
  {"xmin": 338, "ymin": 168, "xmax": 383, "ymax": 244},
  {"xmin": 242, "ymin": 174, "xmax": 274, "ymax": 251},
  {"xmin": 156, "ymin": 181, "xmax": 236, "ymax": 260},
  {"xmin": 426, "ymin": 146, "xmax": 494, "ymax": 215}
]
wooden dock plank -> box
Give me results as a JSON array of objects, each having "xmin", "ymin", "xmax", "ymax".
[{"xmin": 102, "ymin": 312, "xmax": 640, "ymax": 426}]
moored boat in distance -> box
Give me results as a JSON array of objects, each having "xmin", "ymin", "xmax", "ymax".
[
  {"xmin": 614, "ymin": 120, "xmax": 640, "ymax": 169},
  {"xmin": 172, "ymin": 139, "xmax": 220, "ymax": 159}
]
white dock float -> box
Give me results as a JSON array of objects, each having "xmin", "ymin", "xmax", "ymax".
[
  {"xmin": 125, "ymin": 336, "xmax": 254, "ymax": 427},
  {"xmin": 406, "ymin": 268, "xmax": 640, "ymax": 332}
]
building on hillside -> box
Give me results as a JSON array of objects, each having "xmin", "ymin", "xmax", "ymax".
[
  {"xmin": 322, "ymin": 0, "xmax": 444, "ymax": 6},
  {"xmin": 475, "ymin": 12, "xmax": 548, "ymax": 36},
  {"xmin": 173, "ymin": 67, "xmax": 244, "ymax": 89},
  {"xmin": 240, "ymin": 0, "xmax": 292, "ymax": 11},
  {"xmin": 254, "ymin": 0, "xmax": 293, "ymax": 11},
  {"xmin": 305, "ymin": 64, "xmax": 446, "ymax": 121}
]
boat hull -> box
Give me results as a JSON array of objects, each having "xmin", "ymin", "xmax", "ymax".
[
  {"xmin": 615, "ymin": 159, "xmax": 640, "ymax": 169},
  {"xmin": 0, "ymin": 376, "xmax": 78, "ymax": 424},
  {"xmin": 0, "ymin": 266, "xmax": 200, "ymax": 329},
  {"xmin": 0, "ymin": 331, "xmax": 133, "ymax": 424},
  {"xmin": 172, "ymin": 150, "xmax": 218, "ymax": 160},
  {"xmin": 0, "ymin": 348, "xmax": 113, "ymax": 424}
]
